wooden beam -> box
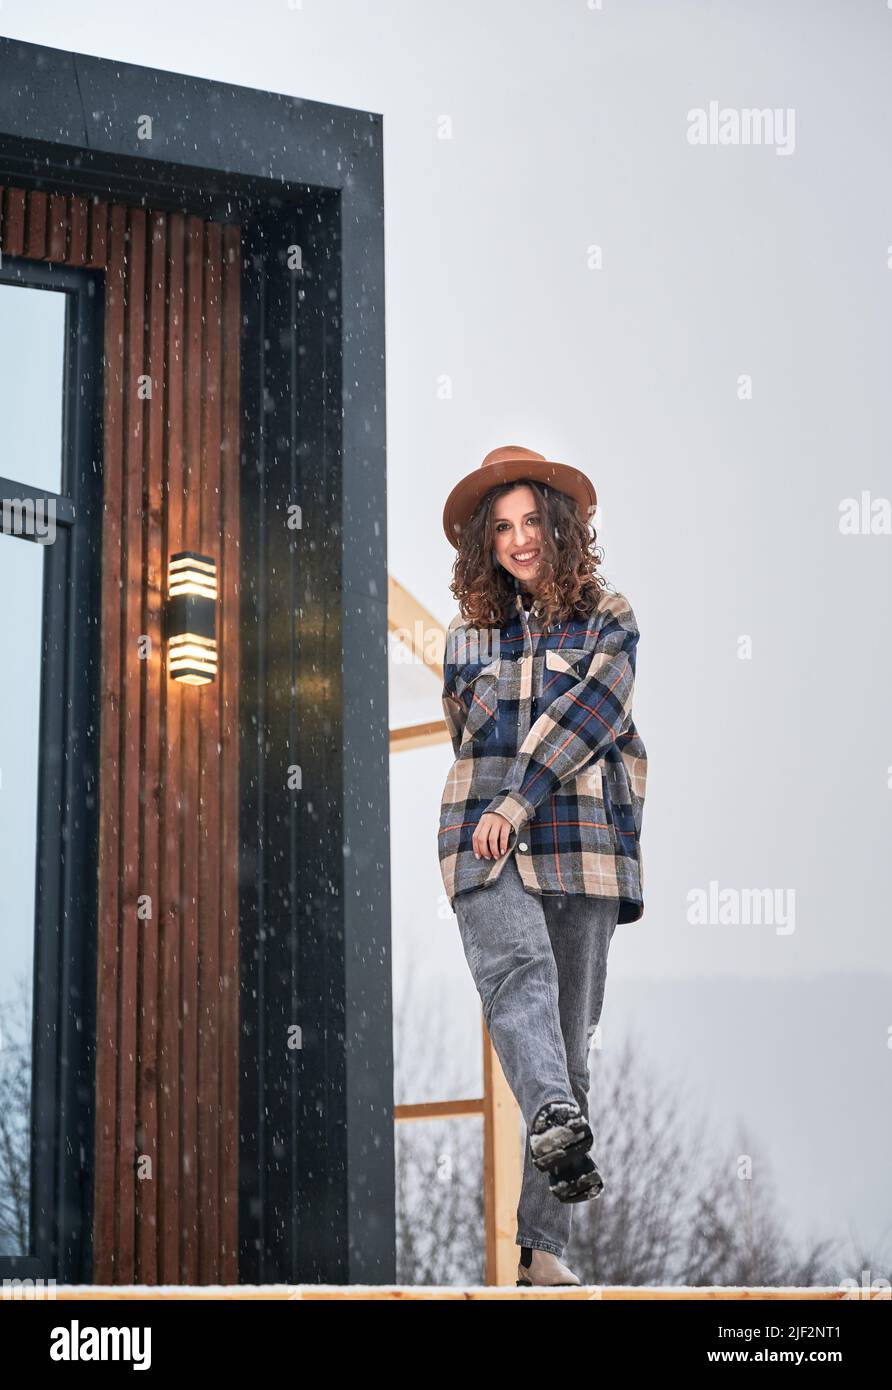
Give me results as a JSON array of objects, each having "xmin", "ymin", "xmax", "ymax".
[
  {"xmin": 482, "ymin": 1012, "xmax": 523, "ymax": 1288},
  {"xmin": 389, "ymin": 719, "xmax": 451, "ymax": 752},
  {"xmin": 388, "ymin": 573, "xmax": 446, "ymax": 682},
  {"xmin": 31, "ymin": 1284, "xmax": 871, "ymax": 1300},
  {"xmin": 394, "ymin": 1098, "xmax": 485, "ymax": 1121}
]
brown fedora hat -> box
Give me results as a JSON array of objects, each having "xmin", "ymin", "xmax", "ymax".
[{"xmin": 442, "ymin": 444, "xmax": 597, "ymax": 548}]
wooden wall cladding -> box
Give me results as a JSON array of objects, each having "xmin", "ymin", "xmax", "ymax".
[{"xmin": 0, "ymin": 186, "xmax": 241, "ymax": 1283}]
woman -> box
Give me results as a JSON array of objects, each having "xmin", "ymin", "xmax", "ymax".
[{"xmin": 438, "ymin": 444, "xmax": 647, "ymax": 1287}]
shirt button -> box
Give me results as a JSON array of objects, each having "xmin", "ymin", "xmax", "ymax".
[{"xmin": 518, "ymin": 841, "xmax": 529, "ymax": 852}]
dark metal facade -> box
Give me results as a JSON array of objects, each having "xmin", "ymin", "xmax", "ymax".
[{"xmin": 0, "ymin": 37, "xmax": 391, "ymax": 1285}]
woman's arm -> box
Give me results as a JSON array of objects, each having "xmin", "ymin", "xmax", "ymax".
[
  {"xmin": 441, "ymin": 682, "xmax": 467, "ymax": 758},
  {"xmin": 440, "ymin": 610, "xmax": 470, "ymax": 758},
  {"xmin": 481, "ymin": 591, "xmax": 640, "ymax": 833}
]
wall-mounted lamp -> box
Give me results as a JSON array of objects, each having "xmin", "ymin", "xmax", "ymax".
[{"xmin": 165, "ymin": 550, "xmax": 218, "ymax": 685}]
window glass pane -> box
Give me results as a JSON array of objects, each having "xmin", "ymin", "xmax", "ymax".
[
  {"xmin": 0, "ymin": 283, "xmax": 66, "ymax": 494},
  {"xmin": 0, "ymin": 516, "xmax": 45, "ymax": 1256}
]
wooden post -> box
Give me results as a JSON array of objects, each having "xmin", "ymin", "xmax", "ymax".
[{"xmin": 481, "ymin": 1011, "xmax": 522, "ymax": 1286}]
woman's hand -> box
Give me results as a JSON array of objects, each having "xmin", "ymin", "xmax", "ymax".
[{"xmin": 473, "ymin": 812, "xmax": 514, "ymax": 860}]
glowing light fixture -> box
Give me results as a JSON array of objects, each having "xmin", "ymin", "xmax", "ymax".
[{"xmin": 165, "ymin": 550, "xmax": 218, "ymax": 685}]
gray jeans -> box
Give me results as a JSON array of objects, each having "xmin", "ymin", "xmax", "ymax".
[{"xmin": 454, "ymin": 854, "xmax": 619, "ymax": 1257}]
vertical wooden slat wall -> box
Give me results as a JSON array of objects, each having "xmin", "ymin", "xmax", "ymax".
[{"xmin": 0, "ymin": 185, "xmax": 241, "ymax": 1284}]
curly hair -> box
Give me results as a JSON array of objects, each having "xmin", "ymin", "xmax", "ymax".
[{"xmin": 447, "ymin": 478, "xmax": 608, "ymax": 629}]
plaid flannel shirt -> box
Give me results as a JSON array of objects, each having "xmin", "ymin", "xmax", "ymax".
[{"xmin": 438, "ymin": 588, "xmax": 647, "ymax": 922}]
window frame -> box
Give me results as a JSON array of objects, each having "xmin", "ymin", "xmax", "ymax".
[{"xmin": 0, "ymin": 255, "xmax": 104, "ymax": 1282}]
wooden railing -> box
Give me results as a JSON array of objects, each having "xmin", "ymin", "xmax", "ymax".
[
  {"xmin": 387, "ymin": 575, "xmax": 524, "ymax": 1283},
  {"xmin": 394, "ymin": 1012, "xmax": 523, "ymax": 1286},
  {"xmin": 24, "ymin": 1284, "xmax": 883, "ymax": 1299}
]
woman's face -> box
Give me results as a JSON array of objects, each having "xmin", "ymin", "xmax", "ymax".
[{"xmin": 491, "ymin": 484, "xmax": 543, "ymax": 590}]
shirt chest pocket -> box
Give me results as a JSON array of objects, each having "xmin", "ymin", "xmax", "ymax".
[
  {"xmin": 455, "ymin": 658, "xmax": 501, "ymax": 744},
  {"xmin": 541, "ymin": 647, "xmax": 590, "ymax": 704}
]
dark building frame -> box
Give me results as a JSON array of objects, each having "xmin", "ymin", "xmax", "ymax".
[
  {"xmin": 0, "ymin": 37, "xmax": 392, "ymax": 1285},
  {"xmin": 0, "ymin": 255, "xmax": 104, "ymax": 1282}
]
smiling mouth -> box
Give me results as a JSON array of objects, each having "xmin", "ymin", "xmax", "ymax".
[{"xmin": 512, "ymin": 549, "xmax": 540, "ymax": 564}]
